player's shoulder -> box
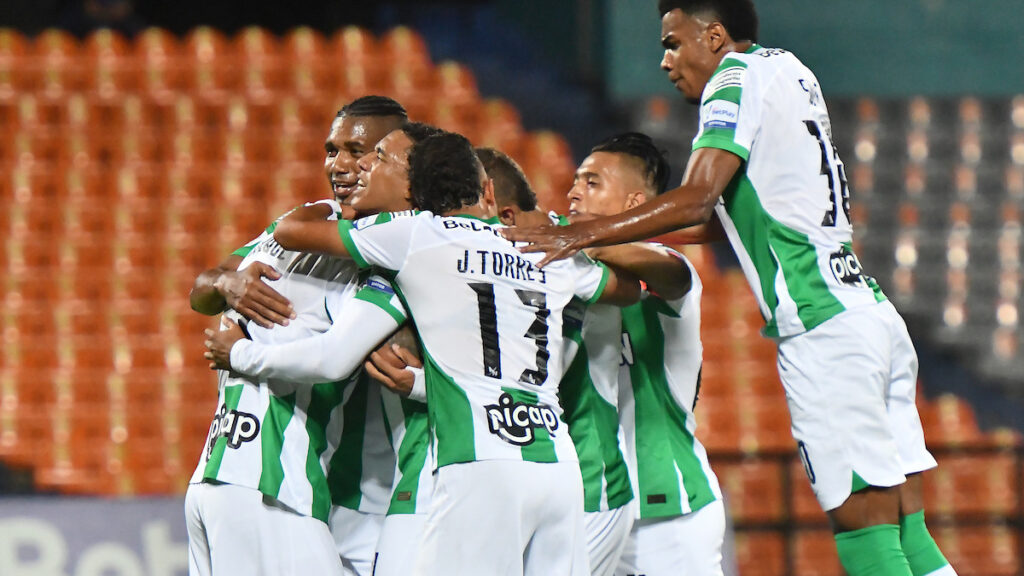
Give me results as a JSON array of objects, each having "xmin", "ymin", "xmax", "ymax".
[{"xmin": 351, "ymin": 209, "xmax": 421, "ymax": 230}]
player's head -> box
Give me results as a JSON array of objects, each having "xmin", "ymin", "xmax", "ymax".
[
  {"xmin": 658, "ymin": 0, "xmax": 757, "ymax": 103},
  {"xmin": 567, "ymin": 132, "xmax": 670, "ymax": 219},
  {"xmin": 476, "ymin": 147, "xmax": 538, "ymax": 225},
  {"xmin": 324, "ymin": 96, "xmax": 408, "ymax": 208},
  {"xmin": 349, "ymin": 121, "xmax": 445, "ymax": 218},
  {"xmin": 409, "ymin": 132, "xmax": 495, "ymax": 216}
]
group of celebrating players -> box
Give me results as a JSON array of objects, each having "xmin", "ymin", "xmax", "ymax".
[{"xmin": 181, "ymin": 1, "xmax": 960, "ymax": 575}]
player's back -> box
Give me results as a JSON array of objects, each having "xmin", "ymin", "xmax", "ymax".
[
  {"xmin": 343, "ymin": 211, "xmax": 609, "ymax": 469},
  {"xmin": 696, "ymin": 46, "xmax": 885, "ymax": 337}
]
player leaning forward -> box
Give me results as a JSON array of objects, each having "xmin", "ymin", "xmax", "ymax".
[
  {"xmin": 274, "ymin": 132, "xmax": 639, "ymax": 575},
  {"xmin": 184, "ymin": 97, "xmax": 408, "ymax": 576},
  {"xmin": 504, "ymin": 1, "xmax": 955, "ymax": 575}
]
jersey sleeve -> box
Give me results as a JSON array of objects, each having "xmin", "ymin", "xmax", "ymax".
[
  {"xmin": 233, "ymin": 199, "xmax": 342, "ymax": 257},
  {"xmin": 692, "ymin": 56, "xmax": 761, "ymax": 161},
  {"xmin": 569, "ymin": 253, "xmax": 610, "ymax": 305},
  {"xmin": 228, "ymin": 286, "xmax": 405, "ymax": 385},
  {"xmin": 352, "ymin": 273, "xmax": 408, "ymax": 326},
  {"xmin": 336, "ymin": 211, "xmax": 419, "ymax": 272}
]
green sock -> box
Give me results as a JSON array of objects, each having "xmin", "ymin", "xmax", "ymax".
[
  {"xmin": 900, "ymin": 510, "xmax": 954, "ymax": 575},
  {"xmin": 835, "ymin": 524, "xmax": 913, "ymax": 576}
]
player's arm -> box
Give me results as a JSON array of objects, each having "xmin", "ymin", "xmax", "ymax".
[
  {"xmin": 273, "ymin": 203, "xmax": 352, "ymax": 257},
  {"xmin": 189, "ymin": 253, "xmax": 295, "ymax": 329},
  {"xmin": 204, "ymin": 300, "xmax": 403, "ymax": 384},
  {"xmin": 592, "ymin": 264, "xmax": 641, "ymax": 307},
  {"xmin": 502, "ymin": 147, "xmax": 742, "ymax": 267},
  {"xmin": 661, "ymin": 211, "xmax": 726, "ymax": 245},
  {"xmin": 586, "ymin": 243, "xmax": 692, "ymax": 301}
]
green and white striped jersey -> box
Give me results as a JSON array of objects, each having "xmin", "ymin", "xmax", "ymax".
[
  {"xmin": 694, "ymin": 45, "xmax": 886, "ymax": 338},
  {"xmin": 189, "ymin": 203, "xmax": 403, "ymax": 522},
  {"xmin": 336, "ymin": 211, "xmax": 609, "ymax": 468},
  {"xmin": 560, "ymin": 299, "xmax": 634, "ymax": 513},
  {"xmin": 380, "ymin": 391, "xmax": 432, "ymax": 515},
  {"xmin": 617, "ymin": 252, "xmax": 721, "ymax": 519}
]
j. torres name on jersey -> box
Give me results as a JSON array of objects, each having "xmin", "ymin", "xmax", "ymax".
[{"xmin": 455, "ymin": 249, "xmax": 548, "ymax": 284}]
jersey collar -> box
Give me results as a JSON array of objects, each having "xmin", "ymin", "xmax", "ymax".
[
  {"xmin": 744, "ymin": 43, "xmax": 761, "ymax": 54},
  {"xmin": 450, "ymin": 213, "xmax": 502, "ymax": 225}
]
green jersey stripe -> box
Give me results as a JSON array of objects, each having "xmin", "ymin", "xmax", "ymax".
[
  {"xmin": 693, "ymin": 132, "xmax": 751, "ymax": 161},
  {"xmin": 354, "ymin": 288, "xmax": 406, "ymax": 325},
  {"xmin": 503, "ymin": 387, "xmax": 557, "ymax": 463},
  {"xmin": 388, "ymin": 403, "xmax": 430, "ymax": 514},
  {"xmin": 203, "ymin": 384, "xmax": 244, "ymax": 478},
  {"xmin": 560, "ymin": 347, "xmax": 633, "ymax": 511},
  {"xmin": 722, "ymin": 174, "xmax": 782, "ymax": 329},
  {"xmin": 257, "ymin": 393, "xmax": 297, "ymax": 497},
  {"xmin": 586, "ymin": 263, "xmax": 610, "ymax": 305},
  {"xmin": 623, "ymin": 300, "xmax": 715, "ymax": 517},
  {"xmin": 329, "ymin": 374, "xmax": 369, "ymax": 509},
  {"xmin": 304, "ymin": 380, "xmax": 349, "ymax": 523},
  {"xmin": 337, "ymin": 220, "xmax": 371, "ymax": 269},
  {"xmin": 707, "ymin": 86, "xmax": 742, "ymax": 105},
  {"xmin": 424, "ymin": 347, "xmax": 477, "ymax": 467},
  {"xmin": 770, "ymin": 224, "xmax": 845, "ymax": 330}
]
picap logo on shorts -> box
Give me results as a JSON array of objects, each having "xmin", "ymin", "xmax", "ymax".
[
  {"xmin": 484, "ymin": 393, "xmax": 559, "ymax": 446},
  {"xmin": 206, "ymin": 403, "xmax": 261, "ymax": 457}
]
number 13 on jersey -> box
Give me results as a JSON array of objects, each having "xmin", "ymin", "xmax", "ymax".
[{"xmin": 469, "ymin": 282, "xmax": 551, "ymax": 386}]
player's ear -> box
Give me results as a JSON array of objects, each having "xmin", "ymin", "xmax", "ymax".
[
  {"xmin": 499, "ymin": 205, "xmax": 517, "ymax": 226},
  {"xmin": 480, "ymin": 178, "xmax": 498, "ymax": 215},
  {"xmin": 707, "ymin": 21, "xmax": 727, "ymax": 53},
  {"xmin": 624, "ymin": 190, "xmax": 648, "ymax": 211}
]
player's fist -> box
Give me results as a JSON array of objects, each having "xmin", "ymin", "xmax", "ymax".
[
  {"xmin": 213, "ymin": 262, "xmax": 295, "ymax": 329},
  {"xmin": 204, "ymin": 317, "xmax": 249, "ymax": 370},
  {"xmin": 365, "ymin": 343, "xmax": 424, "ymax": 399}
]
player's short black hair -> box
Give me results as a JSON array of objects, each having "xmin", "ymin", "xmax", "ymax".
[
  {"xmin": 335, "ymin": 95, "xmax": 408, "ymax": 121},
  {"xmin": 657, "ymin": 0, "xmax": 758, "ymax": 43},
  {"xmin": 401, "ymin": 121, "xmax": 446, "ymax": 145},
  {"xmin": 476, "ymin": 147, "xmax": 537, "ymax": 211},
  {"xmin": 591, "ymin": 132, "xmax": 672, "ymax": 196},
  {"xmin": 409, "ymin": 132, "xmax": 483, "ymax": 214}
]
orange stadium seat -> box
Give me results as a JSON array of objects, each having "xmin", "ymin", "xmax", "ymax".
[
  {"xmin": 181, "ymin": 26, "xmax": 235, "ymax": 94},
  {"xmin": 734, "ymin": 532, "xmax": 786, "ymax": 576},
  {"xmin": 31, "ymin": 29, "xmax": 81, "ymax": 94},
  {"xmin": 282, "ymin": 27, "xmax": 329, "ymax": 97},
  {"xmin": 793, "ymin": 529, "xmax": 843, "ymax": 576},
  {"xmin": 380, "ymin": 26, "xmax": 432, "ymax": 71},
  {"xmin": 82, "ymin": 29, "xmax": 136, "ymax": 95},
  {"xmin": 714, "ymin": 458, "xmax": 785, "ymax": 523},
  {"xmin": 134, "ymin": 27, "xmax": 181, "ymax": 94},
  {"xmin": 934, "ymin": 525, "xmax": 1020, "ymax": 576},
  {"xmin": 788, "ymin": 459, "xmax": 828, "ymax": 523},
  {"xmin": 0, "ymin": 28, "xmax": 29, "ymax": 92},
  {"xmin": 233, "ymin": 26, "xmax": 283, "ymax": 95}
]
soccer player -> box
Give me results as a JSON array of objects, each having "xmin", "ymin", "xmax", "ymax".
[
  {"xmin": 184, "ymin": 96, "xmax": 408, "ymax": 576},
  {"xmin": 566, "ymin": 132, "xmax": 725, "ymax": 576},
  {"xmin": 272, "ymin": 132, "xmax": 639, "ymax": 575},
  {"xmin": 503, "ymin": 2, "xmax": 956, "ymax": 575}
]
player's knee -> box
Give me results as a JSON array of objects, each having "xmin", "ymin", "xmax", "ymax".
[{"xmin": 828, "ymin": 485, "xmax": 902, "ymax": 533}]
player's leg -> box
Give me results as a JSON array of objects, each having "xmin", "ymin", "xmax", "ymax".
[
  {"xmin": 582, "ymin": 501, "xmax": 635, "ymax": 576},
  {"xmin": 260, "ymin": 497, "xmax": 345, "ymax": 576},
  {"xmin": 329, "ymin": 507, "xmax": 386, "ymax": 576},
  {"xmin": 196, "ymin": 483, "xmax": 267, "ymax": 576},
  {"xmin": 184, "ymin": 483, "xmax": 212, "ymax": 576},
  {"xmin": 523, "ymin": 461, "xmax": 589, "ymax": 576},
  {"xmin": 414, "ymin": 461, "xmax": 527, "ymax": 576},
  {"xmin": 777, "ymin": 308, "xmax": 912, "ymax": 576},
  {"xmin": 884, "ymin": 303, "xmax": 957, "ymax": 576},
  {"xmin": 372, "ymin": 513, "xmax": 428, "ymax": 576},
  {"xmin": 615, "ymin": 499, "xmax": 725, "ymax": 576}
]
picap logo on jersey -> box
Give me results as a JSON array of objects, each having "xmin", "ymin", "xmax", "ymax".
[
  {"xmin": 206, "ymin": 403, "xmax": 261, "ymax": 457},
  {"xmin": 484, "ymin": 393, "xmax": 559, "ymax": 446},
  {"xmin": 828, "ymin": 246, "xmax": 876, "ymax": 289}
]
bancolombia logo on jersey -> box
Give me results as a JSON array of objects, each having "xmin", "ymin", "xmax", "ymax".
[
  {"xmin": 206, "ymin": 403, "xmax": 261, "ymax": 457},
  {"xmin": 485, "ymin": 393, "xmax": 559, "ymax": 446}
]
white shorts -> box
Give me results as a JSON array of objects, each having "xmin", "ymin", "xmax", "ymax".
[
  {"xmin": 584, "ymin": 503, "xmax": 635, "ymax": 576},
  {"xmin": 330, "ymin": 506, "xmax": 385, "ymax": 576},
  {"xmin": 615, "ymin": 499, "xmax": 726, "ymax": 576},
  {"xmin": 372, "ymin": 513, "xmax": 427, "ymax": 576},
  {"xmin": 185, "ymin": 482, "xmax": 343, "ymax": 576},
  {"xmin": 776, "ymin": 300, "xmax": 938, "ymax": 512},
  {"xmin": 414, "ymin": 460, "xmax": 588, "ymax": 576}
]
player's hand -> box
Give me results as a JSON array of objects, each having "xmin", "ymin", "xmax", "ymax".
[
  {"xmin": 214, "ymin": 262, "xmax": 295, "ymax": 329},
  {"xmin": 365, "ymin": 343, "xmax": 423, "ymax": 397},
  {"xmin": 204, "ymin": 317, "xmax": 248, "ymax": 371},
  {"xmin": 500, "ymin": 221, "xmax": 597, "ymax": 268}
]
